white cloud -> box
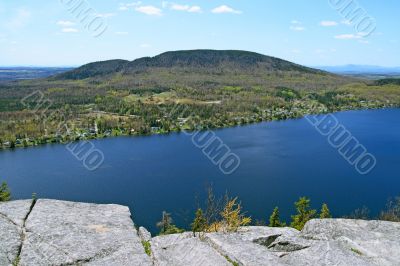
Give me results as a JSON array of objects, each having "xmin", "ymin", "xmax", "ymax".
[
  {"xmin": 57, "ymin": 20, "xmax": 76, "ymax": 27},
  {"xmin": 62, "ymin": 28, "xmax": 79, "ymax": 33},
  {"xmin": 290, "ymin": 26, "xmax": 305, "ymax": 31},
  {"xmin": 119, "ymin": 2, "xmax": 142, "ymax": 11},
  {"xmin": 291, "ymin": 20, "xmax": 301, "ymax": 24},
  {"xmin": 170, "ymin": 4, "xmax": 202, "ymax": 13},
  {"xmin": 115, "ymin": 31, "xmax": 129, "ymax": 35},
  {"xmin": 188, "ymin": 6, "xmax": 202, "ymax": 13},
  {"xmin": 320, "ymin": 21, "xmax": 338, "ymax": 27},
  {"xmin": 334, "ymin": 34, "xmax": 362, "ymax": 40},
  {"xmin": 135, "ymin": 6, "xmax": 162, "ymax": 16},
  {"xmin": 212, "ymin": 5, "xmax": 242, "ymax": 14}
]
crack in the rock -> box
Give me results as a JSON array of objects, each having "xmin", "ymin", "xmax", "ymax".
[
  {"xmin": 0, "ymin": 212, "xmax": 19, "ymax": 227},
  {"xmin": 267, "ymin": 240, "xmax": 310, "ymax": 252},
  {"xmin": 253, "ymin": 234, "xmax": 282, "ymax": 247},
  {"xmin": 59, "ymin": 246, "xmax": 123, "ymax": 266},
  {"xmin": 203, "ymin": 235, "xmax": 242, "ymax": 266},
  {"xmin": 14, "ymin": 199, "xmax": 37, "ymax": 265},
  {"xmin": 0, "ymin": 212, "xmax": 20, "ymax": 265},
  {"xmin": 137, "ymin": 231, "xmax": 156, "ymax": 265}
]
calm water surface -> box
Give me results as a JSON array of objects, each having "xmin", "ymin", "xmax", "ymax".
[{"xmin": 1, "ymin": 109, "xmax": 399, "ymax": 233}]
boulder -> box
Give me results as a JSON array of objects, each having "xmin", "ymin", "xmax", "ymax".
[{"xmin": 18, "ymin": 199, "xmax": 152, "ymax": 266}]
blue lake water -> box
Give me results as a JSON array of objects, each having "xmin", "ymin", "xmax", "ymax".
[{"xmin": 1, "ymin": 108, "xmax": 399, "ymax": 233}]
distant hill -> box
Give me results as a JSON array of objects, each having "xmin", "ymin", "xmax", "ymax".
[
  {"xmin": 0, "ymin": 67, "xmax": 73, "ymax": 81},
  {"xmin": 54, "ymin": 50, "xmax": 351, "ymax": 90},
  {"xmin": 57, "ymin": 50, "xmax": 324, "ymax": 79},
  {"xmin": 315, "ymin": 65, "xmax": 400, "ymax": 74},
  {"xmin": 374, "ymin": 78, "xmax": 400, "ymax": 86}
]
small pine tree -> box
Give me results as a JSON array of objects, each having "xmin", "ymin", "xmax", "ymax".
[
  {"xmin": 320, "ymin": 203, "xmax": 332, "ymax": 219},
  {"xmin": 0, "ymin": 182, "xmax": 11, "ymax": 202},
  {"xmin": 191, "ymin": 208, "xmax": 207, "ymax": 236},
  {"xmin": 290, "ymin": 197, "xmax": 316, "ymax": 230},
  {"xmin": 156, "ymin": 211, "xmax": 172, "ymax": 234},
  {"xmin": 156, "ymin": 211, "xmax": 184, "ymax": 235},
  {"xmin": 269, "ymin": 207, "xmax": 285, "ymax": 227}
]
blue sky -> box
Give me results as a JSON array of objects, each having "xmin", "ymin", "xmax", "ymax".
[{"xmin": 0, "ymin": 0, "xmax": 398, "ymax": 66}]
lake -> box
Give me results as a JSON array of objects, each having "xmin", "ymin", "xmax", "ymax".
[{"xmin": 1, "ymin": 108, "xmax": 399, "ymax": 234}]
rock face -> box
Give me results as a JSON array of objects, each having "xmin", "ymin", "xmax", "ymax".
[
  {"xmin": 0, "ymin": 200, "xmax": 33, "ymax": 266},
  {"xmin": 1, "ymin": 199, "xmax": 152, "ymax": 266},
  {"xmin": 1, "ymin": 199, "xmax": 399, "ymax": 266}
]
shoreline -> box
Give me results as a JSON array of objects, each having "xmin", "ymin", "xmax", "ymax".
[{"xmin": 1, "ymin": 105, "xmax": 398, "ymax": 152}]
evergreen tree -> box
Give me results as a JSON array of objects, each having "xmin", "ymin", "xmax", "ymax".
[
  {"xmin": 269, "ymin": 207, "xmax": 285, "ymax": 227},
  {"xmin": 191, "ymin": 208, "xmax": 207, "ymax": 236},
  {"xmin": 0, "ymin": 182, "xmax": 11, "ymax": 202},
  {"xmin": 320, "ymin": 203, "xmax": 332, "ymax": 219},
  {"xmin": 290, "ymin": 197, "xmax": 316, "ymax": 230},
  {"xmin": 156, "ymin": 211, "xmax": 172, "ymax": 234},
  {"xmin": 156, "ymin": 211, "xmax": 184, "ymax": 235}
]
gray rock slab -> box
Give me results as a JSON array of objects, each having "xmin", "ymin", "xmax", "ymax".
[
  {"xmin": 205, "ymin": 226, "xmax": 300, "ymax": 266},
  {"xmin": 299, "ymin": 219, "xmax": 400, "ymax": 266},
  {"xmin": 138, "ymin": 226, "xmax": 152, "ymax": 242},
  {"xmin": 280, "ymin": 240, "xmax": 376, "ymax": 266},
  {"xmin": 152, "ymin": 232, "xmax": 231, "ymax": 266},
  {"xmin": 19, "ymin": 199, "xmax": 152, "ymax": 266},
  {"xmin": 0, "ymin": 200, "xmax": 33, "ymax": 266}
]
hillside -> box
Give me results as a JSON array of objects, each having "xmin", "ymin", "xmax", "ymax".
[
  {"xmin": 1, "ymin": 50, "xmax": 399, "ymax": 149},
  {"xmin": 54, "ymin": 50, "xmax": 350, "ymax": 90}
]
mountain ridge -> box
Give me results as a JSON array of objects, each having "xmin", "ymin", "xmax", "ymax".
[{"xmin": 55, "ymin": 49, "xmax": 331, "ymax": 81}]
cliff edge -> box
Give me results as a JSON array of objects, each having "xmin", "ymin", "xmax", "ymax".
[{"xmin": 1, "ymin": 199, "xmax": 399, "ymax": 266}]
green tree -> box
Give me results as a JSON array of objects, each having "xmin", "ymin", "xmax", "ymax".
[
  {"xmin": 269, "ymin": 207, "xmax": 285, "ymax": 227},
  {"xmin": 191, "ymin": 208, "xmax": 207, "ymax": 236},
  {"xmin": 320, "ymin": 203, "xmax": 332, "ymax": 219},
  {"xmin": 156, "ymin": 211, "xmax": 184, "ymax": 235},
  {"xmin": 290, "ymin": 197, "xmax": 316, "ymax": 230},
  {"xmin": 0, "ymin": 182, "xmax": 11, "ymax": 202}
]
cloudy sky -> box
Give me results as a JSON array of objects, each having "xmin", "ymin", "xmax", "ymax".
[{"xmin": 0, "ymin": 0, "xmax": 398, "ymax": 66}]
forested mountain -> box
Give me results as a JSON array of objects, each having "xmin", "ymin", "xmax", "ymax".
[
  {"xmin": 54, "ymin": 50, "xmax": 350, "ymax": 90},
  {"xmin": 1, "ymin": 50, "xmax": 399, "ymax": 149}
]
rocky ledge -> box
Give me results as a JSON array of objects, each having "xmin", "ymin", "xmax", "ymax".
[{"xmin": 1, "ymin": 200, "xmax": 399, "ymax": 266}]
